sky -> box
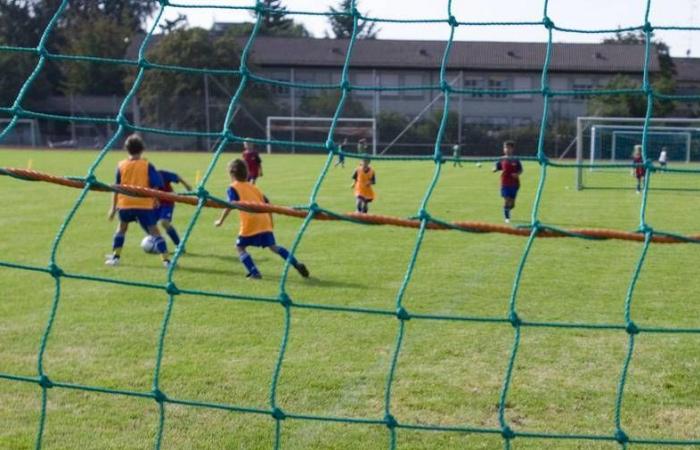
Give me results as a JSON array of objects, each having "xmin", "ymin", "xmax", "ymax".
[{"xmin": 159, "ymin": 0, "xmax": 700, "ymax": 57}]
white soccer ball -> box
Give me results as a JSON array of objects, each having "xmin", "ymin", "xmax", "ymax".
[{"xmin": 140, "ymin": 235, "xmax": 159, "ymax": 254}]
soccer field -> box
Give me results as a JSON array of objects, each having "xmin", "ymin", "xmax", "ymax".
[{"xmin": 1, "ymin": 149, "xmax": 699, "ymax": 449}]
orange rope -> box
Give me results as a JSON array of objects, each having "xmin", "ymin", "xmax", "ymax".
[{"xmin": 3, "ymin": 167, "xmax": 698, "ymax": 244}]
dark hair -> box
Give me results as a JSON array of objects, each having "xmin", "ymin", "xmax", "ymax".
[
  {"xmin": 124, "ymin": 134, "xmax": 145, "ymax": 155},
  {"xmin": 503, "ymin": 140, "xmax": 516, "ymax": 148},
  {"xmin": 228, "ymin": 159, "xmax": 248, "ymax": 181}
]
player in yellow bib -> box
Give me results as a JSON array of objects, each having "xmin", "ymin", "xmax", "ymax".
[
  {"xmin": 351, "ymin": 158, "xmax": 376, "ymax": 213},
  {"xmin": 215, "ymin": 159, "xmax": 309, "ymax": 280},
  {"xmin": 106, "ymin": 134, "xmax": 171, "ymax": 267}
]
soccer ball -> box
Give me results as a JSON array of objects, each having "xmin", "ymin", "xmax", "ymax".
[
  {"xmin": 140, "ymin": 235, "xmax": 159, "ymax": 254},
  {"xmin": 476, "ymin": 162, "xmax": 482, "ymax": 168}
]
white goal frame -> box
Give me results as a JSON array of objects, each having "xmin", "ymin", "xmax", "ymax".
[
  {"xmin": 266, "ymin": 116, "xmax": 377, "ymax": 155},
  {"xmin": 576, "ymin": 116, "xmax": 700, "ymax": 190},
  {"xmin": 0, "ymin": 118, "xmax": 39, "ymax": 147}
]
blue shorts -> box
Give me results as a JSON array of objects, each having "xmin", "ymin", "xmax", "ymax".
[
  {"xmin": 236, "ymin": 231, "xmax": 276, "ymax": 248},
  {"xmin": 118, "ymin": 209, "xmax": 157, "ymax": 231},
  {"xmin": 501, "ymin": 186, "xmax": 519, "ymax": 199},
  {"xmin": 157, "ymin": 204, "xmax": 175, "ymax": 221}
]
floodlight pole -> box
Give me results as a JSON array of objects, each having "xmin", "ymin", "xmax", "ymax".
[{"xmin": 576, "ymin": 117, "xmax": 583, "ymax": 190}]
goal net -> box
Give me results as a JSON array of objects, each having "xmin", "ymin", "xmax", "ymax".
[
  {"xmin": 0, "ymin": 118, "xmax": 39, "ymax": 148},
  {"xmin": 266, "ymin": 116, "xmax": 376, "ymax": 155},
  {"xmin": 576, "ymin": 117, "xmax": 700, "ymax": 190}
]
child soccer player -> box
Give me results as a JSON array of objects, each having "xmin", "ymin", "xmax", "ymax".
[
  {"xmin": 351, "ymin": 158, "xmax": 376, "ymax": 214},
  {"xmin": 242, "ymin": 140, "xmax": 263, "ymax": 184},
  {"xmin": 214, "ymin": 159, "xmax": 309, "ymax": 280},
  {"xmin": 493, "ymin": 140, "xmax": 523, "ymax": 224},
  {"xmin": 357, "ymin": 137, "xmax": 369, "ymax": 155},
  {"xmin": 334, "ymin": 137, "xmax": 347, "ymax": 168},
  {"xmin": 658, "ymin": 146, "xmax": 668, "ymax": 171},
  {"xmin": 106, "ymin": 134, "xmax": 170, "ymax": 267},
  {"xmin": 157, "ymin": 169, "xmax": 193, "ymax": 249},
  {"xmin": 452, "ymin": 144, "xmax": 463, "ymax": 167},
  {"xmin": 633, "ymin": 145, "xmax": 646, "ymax": 193}
]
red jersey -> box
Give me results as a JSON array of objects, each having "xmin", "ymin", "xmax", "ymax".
[
  {"xmin": 158, "ymin": 170, "xmax": 180, "ymax": 207},
  {"xmin": 242, "ymin": 150, "xmax": 262, "ymax": 178},
  {"xmin": 495, "ymin": 158, "xmax": 523, "ymax": 188},
  {"xmin": 633, "ymin": 155, "xmax": 645, "ymax": 178}
]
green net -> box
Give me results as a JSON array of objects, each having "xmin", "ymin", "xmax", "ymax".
[{"xmin": 1, "ymin": 0, "xmax": 700, "ymax": 449}]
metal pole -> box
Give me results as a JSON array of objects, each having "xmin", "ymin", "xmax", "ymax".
[
  {"xmin": 290, "ymin": 68, "xmax": 296, "ymax": 154},
  {"xmin": 266, "ymin": 116, "xmax": 272, "ymax": 154},
  {"xmin": 204, "ymin": 74, "xmax": 211, "ymax": 151},
  {"xmin": 458, "ymin": 70, "xmax": 463, "ymax": 146},
  {"xmin": 373, "ymin": 69, "xmax": 379, "ymax": 154},
  {"xmin": 576, "ymin": 117, "xmax": 583, "ymax": 190}
]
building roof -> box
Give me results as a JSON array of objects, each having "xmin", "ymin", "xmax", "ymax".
[
  {"xmin": 672, "ymin": 57, "xmax": 700, "ymax": 82},
  {"xmin": 246, "ymin": 37, "xmax": 657, "ymax": 73},
  {"xmin": 128, "ymin": 34, "xmax": 658, "ymax": 74}
]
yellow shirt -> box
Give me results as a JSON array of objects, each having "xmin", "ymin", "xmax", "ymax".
[
  {"xmin": 116, "ymin": 159, "xmax": 156, "ymax": 210},
  {"xmin": 353, "ymin": 166, "xmax": 375, "ymax": 200},
  {"xmin": 231, "ymin": 181, "xmax": 273, "ymax": 237}
]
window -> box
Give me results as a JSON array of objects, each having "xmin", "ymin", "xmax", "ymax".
[
  {"xmin": 488, "ymin": 78, "xmax": 509, "ymax": 98},
  {"xmin": 380, "ymin": 72, "xmax": 400, "ymax": 97},
  {"xmin": 573, "ymin": 78, "xmax": 593, "ymax": 100},
  {"xmin": 463, "ymin": 78, "xmax": 484, "ymax": 97},
  {"xmin": 353, "ymin": 71, "xmax": 375, "ymax": 97},
  {"xmin": 403, "ymin": 73, "xmax": 425, "ymax": 99},
  {"xmin": 513, "ymin": 76, "xmax": 532, "ymax": 99}
]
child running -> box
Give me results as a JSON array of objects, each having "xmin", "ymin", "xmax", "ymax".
[
  {"xmin": 242, "ymin": 140, "xmax": 263, "ymax": 184},
  {"xmin": 106, "ymin": 134, "xmax": 170, "ymax": 267},
  {"xmin": 658, "ymin": 146, "xmax": 668, "ymax": 171},
  {"xmin": 351, "ymin": 158, "xmax": 376, "ymax": 214},
  {"xmin": 334, "ymin": 137, "xmax": 347, "ymax": 168},
  {"xmin": 156, "ymin": 169, "xmax": 192, "ymax": 249},
  {"xmin": 633, "ymin": 145, "xmax": 646, "ymax": 193},
  {"xmin": 493, "ymin": 140, "xmax": 523, "ymax": 224},
  {"xmin": 214, "ymin": 159, "xmax": 309, "ymax": 280},
  {"xmin": 452, "ymin": 144, "xmax": 463, "ymax": 167}
]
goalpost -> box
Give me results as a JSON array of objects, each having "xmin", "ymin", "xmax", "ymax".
[
  {"xmin": 266, "ymin": 116, "xmax": 377, "ymax": 155},
  {"xmin": 576, "ymin": 116, "xmax": 700, "ymax": 190},
  {"xmin": 0, "ymin": 118, "xmax": 39, "ymax": 148}
]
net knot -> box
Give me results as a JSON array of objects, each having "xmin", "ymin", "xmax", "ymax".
[
  {"xmin": 541, "ymin": 86, "xmax": 551, "ymax": 97},
  {"xmin": 643, "ymin": 85, "xmax": 654, "ymax": 97},
  {"xmin": 116, "ymin": 113, "xmax": 128, "ymax": 127},
  {"xmin": 152, "ymin": 388, "xmax": 167, "ymax": 403},
  {"xmin": 643, "ymin": 22, "xmax": 654, "ymax": 33},
  {"xmin": 509, "ymin": 311, "xmax": 522, "ymax": 328},
  {"xmin": 36, "ymin": 47, "xmax": 49, "ymax": 58},
  {"xmin": 542, "ymin": 17, "xmax": 554, "ymax": 29},
  {"xmin": 271, "ymin": 407, "xmax": 286, "ymax": 420},
  {"xmin": 279, "ymin": 292, "xmax": 293, "ymax": 308},
  {"xmin": 351, "ymin": 7, "xmax": 360, "ymax": 17},
  {"xmin": 448, "ymin": 15, "xmax": 459, "ymax": 27},
  {"xmin": 341, "ymin": 80, "xmax": 351, "ymax": 91},
  {"xmin": 38, "ymin": 375, "xmax": 53, "ymax": 389},
  {"xmin": 165, "ymin": 282, "xmax": 180, "ymax": 296},
  {"xmin": 626, "ymin": 321, "xmax": 640, "ymax": 335},
  {"xmin": 440, "ymin": 80, "xmax": 452, "ymax": 93},
  {"xmin": 325, "ymin": 138, "xmax": 335, "ymax": 151},
  {"xmin": 196, "ymin": 186, "xmax": 209, "ymax": 199},
  {"xmin": 158, "ymin": 0, "xmax": 170, "ymax": 5},
  {"xmin": 240, "ymin": 67, "xmax": 250, "ymax": 77},
  {"xmin": 11, "ymin": 105, "xmax": 24, "ymax": 116},
  {"xmin": 384, "ymin": 413, "xmax": 398, "ymax": 429},
  {"xmin": 615, "ymin": 429, "xmax": 629, "ymax": 444},
  {"xmin": 84, "ymin": 174, "xmax": 97, "ymax": 185},
  {"xmin": 501, "ymin": 425, "xmax": 516, "ymax": 440},
  {"xmin": 537, "ymin": 154, "xmax": 549, "ymax": 165},
  {"xmin": 48, "ymin": 263, "xmax": 63, "ymax": 278},
  {"xmin": 308, "ymin": 202, "xmax": 320, "ymax": 214},
  {"xmin": 530, "ymin": 220, "xmax": 542, "ymax": 232},
  {"xmin": 417, "ymin": 209, "xmax": 431, "ymax": 222},
  {"xmin": 396, "ymin": 307, "xmax": 411, "ymax": 321},
  {"xmin": 637, "ymin": 224, "xmax": 653, "ymax": 235},
  {"xmin": 138, "ymin": 58, "xmax": 152, "ymax": 70}
]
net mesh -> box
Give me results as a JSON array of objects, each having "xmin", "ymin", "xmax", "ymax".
[{"xmin": 1, "ymin": 0, "xmax": 700, "ymax": 449}]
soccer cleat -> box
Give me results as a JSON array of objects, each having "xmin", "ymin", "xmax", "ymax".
[
  {"xmin": 105, "ymin": 256, "xmax": 120, "ymax": 266},
  {"xmin": 163, "ymin": 260, "xmax": 172, "ymax": 269},
  {"xmin": 504, "ymin": 218, "xmax": 511, "ymax": 224},
  {"xmin": 295, "ymin": 263, "xmax": 310, "ymax": 278},
  {"xmin": 246, "ymin": 271, "xmax": 262, "ymax": 280}
]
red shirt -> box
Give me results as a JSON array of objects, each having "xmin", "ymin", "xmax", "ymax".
[
  {"xmin": 633, "ymin": 155, "xmax": 645, "ymax": 178},
  {"xmin": 242, "ymin": 150, "xmax": 262, "ymax": 178},
  {"xmin": 496, "ymin": 158, "xmax": 523, "ymax": 188}
]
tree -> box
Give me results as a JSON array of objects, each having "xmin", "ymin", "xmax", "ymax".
[
  {"xmin": 299, "ymin": 91, "xmax": 367, "ymax": 117},
  {"xmin": 250, "ymin": 0, "xmax": 311, "ymax": 37},
  {"xmin": 59, "ymin": 17, "xmax": 132, "ymax": 96},
  {"xmin": 592, "ymin": 30, "xmax": 676, "ymax": 117},
  {"xmin": 137, "ymin": 28, "xmax": 275, "ymax": 138},
  {"xmin": 327, "ymin": 0, "xmax": 379, "ymax": 40}
]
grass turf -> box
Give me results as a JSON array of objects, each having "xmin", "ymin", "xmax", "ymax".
[{"xmin": 1, "ymin": 149, "xmax": 700, "ymax": 449}]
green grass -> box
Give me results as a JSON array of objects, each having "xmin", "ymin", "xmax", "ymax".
[{"xmin": 1, "ymin": 149, "xmax": 700, "ymax": 449}]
